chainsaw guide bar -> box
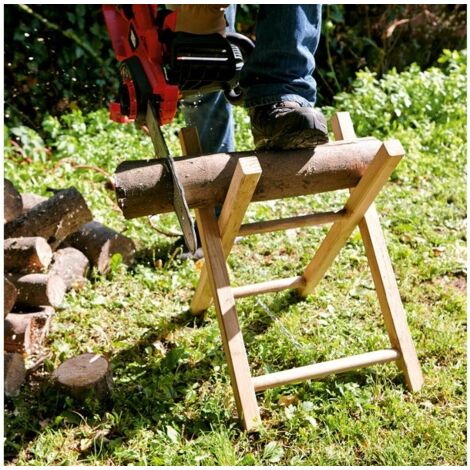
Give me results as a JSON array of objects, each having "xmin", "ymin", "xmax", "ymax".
[{"xmin": 146, "ymin": 103, "xmax": 198, "ymax": 253}]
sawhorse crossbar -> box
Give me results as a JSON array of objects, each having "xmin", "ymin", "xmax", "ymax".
[{"xmin": 180, "ymin": 112, "xmax": 423, "ymax": 431}]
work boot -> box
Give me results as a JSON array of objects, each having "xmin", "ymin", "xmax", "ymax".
[{"xmin": 249, "ymin": 101, "xmax": 329, "ymax": 150}]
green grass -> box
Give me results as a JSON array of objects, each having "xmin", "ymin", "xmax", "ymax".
[{"xmin": 4, "ymin": 51, "xmax": 466, "ymax": 465}]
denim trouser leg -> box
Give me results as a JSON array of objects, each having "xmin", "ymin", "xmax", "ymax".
[
  {"xmin": 240, "ymin": 5, "xmax": 322, "ymax": 108},
  {"xmin": 180, "ymin": 5, "xmax": 237, "ymax": 154}
]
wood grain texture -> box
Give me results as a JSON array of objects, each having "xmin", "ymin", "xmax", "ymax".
[
  {"xmin": 53, "ymin": 353, "xmax": 113, "ymax": 400},
  {"xmin": 252, "ymin": 349, "xmax": 400, "ymax": 392},
  {"xmin": 332, "ymin": 111, "xmax": 423, "ymax": 392},
  {"xmin": 239, "ymin": 210, "xmax": 345, "ymax": 236},
  {"xmin": 196, "ymin": 207, "xmax": 261, "ymax": 430},
  {"xmin": 62, "ymin": 221, "xmax": 135, "ymax": 274},
  {"xmin": 300, "ymin": 140, "xmax": 404, "ymax": 296},
  {"xmin": 115, "ymin": 137, "xmax": 384, "ymax": 217},
  {"xmin": 9, "ymin": 273, "xmax": 67, "ymax": 308},
  {"xmin": 191, "ymin": 157, "xmax": 261, "ymax": 314},
  {"xmin": 4, "ymin": 187, "xmax": 93, "ymax": 249},
  {"xmin": 4, "ymin": 237, "xmax": 53, "ymax": 273}
]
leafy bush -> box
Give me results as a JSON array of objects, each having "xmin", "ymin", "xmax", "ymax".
[
  {"xmin": 4, "ymin": 4, "xmax": 118, "ymax": 127},
  {"xmin": 317, "ymin": 4, "xmax": 466, "ymax": 102},
  {"xmin": 4, "ymin": 4, "xmax": 466, "ymax": 127},
  {"xmin": 325, "ymin": 49, "xmax": 467, "ymax": 138}
]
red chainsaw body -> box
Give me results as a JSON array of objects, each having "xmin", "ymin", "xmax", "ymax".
[{"xmin": 103, "ymin": 4, "xmax": 179, "ymax": 124}]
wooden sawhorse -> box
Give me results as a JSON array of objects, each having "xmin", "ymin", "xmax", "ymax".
[{"xmin": 180, "ymin": 112, "xmax": 423, "ymax": 431}]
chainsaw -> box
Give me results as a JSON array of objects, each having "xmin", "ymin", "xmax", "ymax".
[{"xmin": 103, "ymin": 5, "xmax": 253, "ymax": 252}]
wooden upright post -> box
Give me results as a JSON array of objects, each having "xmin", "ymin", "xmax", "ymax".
[
  {"xmin": 300, "ymin": 139, "xmax": 405, "ymax": 295},
  {"xmin": 196, "ymin": 208, "xmax": 261, "ymax": 430},
  {"xmin": 179, "ymin": 128, "xmax": 262, "ymax": 431},
  {"xmin": 331, "ymin": 112, "xmax": 423, "ymax": 392},
  {"xmin": 191, "ymin": 156, "xmax": 262, "ymax": 314}
]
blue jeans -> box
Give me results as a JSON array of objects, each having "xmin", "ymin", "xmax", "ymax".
[{"xmin": 181, "ymin": 5, "xmax": 322, "ymax": 154}]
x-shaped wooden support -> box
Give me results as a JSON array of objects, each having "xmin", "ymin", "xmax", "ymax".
[{"xmin": 180, "ymin": 113, "xmax": 423, "ymax": 431}]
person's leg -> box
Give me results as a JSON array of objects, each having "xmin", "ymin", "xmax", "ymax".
[
  {"xmin": 180, "ymin": 5, "xmax": 236, "ymax": 154},
  {"xmin": 240, "ymin": 5, "xmax": 328, "ymax": 150}
]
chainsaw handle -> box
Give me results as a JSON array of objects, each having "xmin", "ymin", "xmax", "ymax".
[{"xmin": 224, "ymin": 32, "xmax": 255, "ymax": 106}]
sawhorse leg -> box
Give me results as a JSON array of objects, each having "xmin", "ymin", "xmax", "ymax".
[
  {"xmin": 180, "ymin": 128, "xmax": 262, "ymax": 430},
  {"xmin": 330, "ymin": 112, "xmax": 423, "ymax": 391}
]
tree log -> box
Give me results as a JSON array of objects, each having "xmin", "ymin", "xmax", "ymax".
[
  {"xmin": 8, "ymin": 273, "xmax": 67, "ymax": 308},
  {"xmin": 21, "ymin": 193, "xmax": 47, "ymax": 213},
  {"xmin": 62, "ymin": 221, "xmax": 135, "ymax": 274},
  {"xmin": 4, "ymin": 187, "xmax": 93, "ymax": 249},
  {"xmin": 4, "ymin": 237, "xmax": 53, "ymax": 273},
  {"xmin": 52, "ymin": 353, "xmax": 113, "ymax": 400},
  {"xmin": 4, "ymin": 307, "xmax": 54, "ymax": 354},
  {"xmin": 49, "ymin": 247, "xmax": 90, "ymax": 290},
  {"xmin": 114, "ymin": 137, "xmax": 384, "ymax": 218},
  {"xmin": 4, "ymin": 178, "xmax": 23, "ymax": 223},
  {"xmin": 4, "ymin": 278, "xmax": 18, "ymax": 317},
  {"xmin": 4, "ymin": 352, "xmax": 26, "ymax": 397}
]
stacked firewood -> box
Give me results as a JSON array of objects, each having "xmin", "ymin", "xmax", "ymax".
[{"xmin": 4, "ymin": 179, "xmax": 134, "ymax": 397}]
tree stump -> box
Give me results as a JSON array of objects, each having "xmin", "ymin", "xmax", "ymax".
[
  {"xmin": 21, "ymin": 193, "xmax": 47, "ymax": 213},
  {"xmin": 49, "ymin": 247, "xmax": 90, "ymax": 290},
  {"xmin": 4, "ymin": 237, "xmax": 53, "ymax": 273},
  {"xmin": 9, "ymin": 273, "xmax": 67, "ymax": 308},
  {"xmin": 4, "ymin": 178, "xmax": 23, "ymax": 223},
  {"xmin": 4, "ymin": 187, "xmax": 93, "ymax": 249},
  {"xmin": 4, "ymin": 307, "xmax": 54, "ymax": 354},
  {"xmin": 4, "ymin": 352, "xmax": 26, "ymax": 397},
  {"xmin": 52, "ymin": 353, "xmax": 113, "ymax": 400},
  {"xmin": 62, "ymin": 221, "xmax": 135, "ymax": 274},
  {"xmin": 4, "ymin": 278, "xmax": 18, "ymax": 317}
]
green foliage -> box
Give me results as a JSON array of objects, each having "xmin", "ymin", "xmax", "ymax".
[
  {"xmin": 325, "ymin": 49, "xmax": 467, "ymax": 138},
  {"xmin": 4, "ymin": 4, "xmax": 118, "ymax": 127},
  {"xmin": 4, "ymin": 51, "xmax": 466, "ymax": 466},
  {"xmin": 316, "ymin": 4, "xmax": 467, "ymax": 104},
  {"xmin": 4, "ymin": 4, "xmax": 466, "ymax": 126}
]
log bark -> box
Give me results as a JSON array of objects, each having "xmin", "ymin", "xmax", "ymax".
[
  {"xmin": 62, "ymin": 221, "xmax": 135, "ymax": 274},
  {"xmin": 4, "ymin": 278, "xmax": 18, "ymax": 317},
  {"xmin": 4, "ymin": 237, "xmax": 53, "ymax": 273},
  {"xmin": 49, "ymin": 247, "xmax": 90, "ymax": 290},
  {"xmin": 8, "ymin": 273, "xmax": 67, "ymax": 308},
  {"xmin": 114, "ymin": 137, "xmax": 384, "ymax": 218},
  {"xmin": 21, "ymin": 193, "xmax": 47, "ymax": 213},
  {"xmin": 4, "ymin": 352, "xmax": 26, "ymax": 397},
  {"xmin": 4, "ymin": 307, "xmax": 54, "ymax": 354},
  {"xmin": 4, "ymin": 187, "xmax": 93, "ymax": 249},
  {"xmin": 4, "ymin": 178, "xmax": 23, "ymax": 223},
  {"xmin": 52, "ymin": 353, "xmax": 113, "ymax": 400}
]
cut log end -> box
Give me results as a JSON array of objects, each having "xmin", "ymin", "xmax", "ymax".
[
  {"xmin": 4, "ymin": 352, "xmax": 26, "ymax": 397},
  {"xmin": 4, "ymin": 306, "xmax": 54, "ymax": 355},
  {"xmin": 9, "ymin": 273, "xmax": 67, "ymax": 309},
  {"xmin": 4, "ymin": 278, "xmax": 18, "ymax": 317},
  {"xmin": 62, "ymin": 221, "xmax": 135, "ymax": 275},
  {"xmin": 4, "ymin": 187, "xmax": 93, "ymax": 249},
  {"xmin": 50, "ymin": 247, "xmax": 90, "ymax": 290},
  {"xmin": 53, "ymin": 353, "xmax": 113, "ymax": 400},
  {"xmin": 4, "ymin": 237, "xmax": 53, "ymax": 273},
  {"xmin": 4, "ymin": 179, "xmax": 23, "ymax": 223},
  {"xmin": 21, "ymin": 193, "xmax": 48, "ymax": 213}
]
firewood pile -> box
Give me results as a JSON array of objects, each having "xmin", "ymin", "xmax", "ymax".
[{"xmin": 4, "ymin": 179, "xmax": 134, "ymax": 397}]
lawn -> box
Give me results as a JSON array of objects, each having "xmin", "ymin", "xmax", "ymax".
[{"xmin": 3, "ymin": 50, "xmax": 467, "ymax": 465}]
